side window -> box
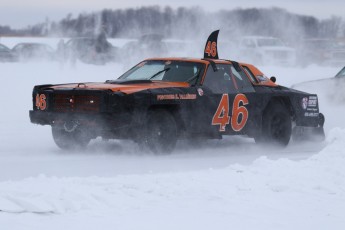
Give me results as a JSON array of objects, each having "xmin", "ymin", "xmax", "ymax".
[
  {"xmin": 202, "ymin": 64, "xmax": 237, "ymax": 94},
  {"xmin": 230, "ymin": 65, "xmax": 255, "ymax": 93},
  {"xmin": 242, "ymin": 66, "xmax": 258, "ymax": 83}
]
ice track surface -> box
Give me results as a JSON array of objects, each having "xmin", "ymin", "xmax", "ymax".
[{"xmin": 1, "ymin": 59, "xmax": 345, "ymax": 230}]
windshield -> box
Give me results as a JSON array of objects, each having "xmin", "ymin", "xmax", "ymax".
[
  {"xmin": 118, "ymin": 60, "xmax": 204, "ymax": 83},
  {"xmin": 335, "ymin": 67, "xmax": 345, "ymax": 78},
  {"xmin": 257, "ymin": 38, "xmax": 285, "ymax": 47}
]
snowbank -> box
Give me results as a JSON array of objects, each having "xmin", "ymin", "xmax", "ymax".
[{"xmin": 0, "ymin": 128, "xmax": 344, "ymax": 230}]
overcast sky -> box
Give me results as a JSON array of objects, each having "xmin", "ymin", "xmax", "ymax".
[{"xmin": 1, "ymin": 0, "xmax": 344, "ymax": 28}]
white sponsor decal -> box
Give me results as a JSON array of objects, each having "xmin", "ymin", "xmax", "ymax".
[
  {"xmin": 197, "ymin": 88, "xmax": 204, "ymax": 96},
  {"xmin": 308, "ymin": 96, "xmax": 317, "ymax": 107},
  {"xmin": 301, "ymin": 97, "xmax": 308, "ymax": 110}
]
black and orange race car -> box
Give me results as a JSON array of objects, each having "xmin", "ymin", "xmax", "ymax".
[{"xmin": 30, "ymin": 31, "xmax": 325, "ymax": 152}]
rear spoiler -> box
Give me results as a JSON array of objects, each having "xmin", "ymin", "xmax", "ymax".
[{"xmin": 204, "ymin": 30, "xmax": 219, "ymax": 59}]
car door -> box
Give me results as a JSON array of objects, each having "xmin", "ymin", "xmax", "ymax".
[{"xmin": 192, "ymin": 62, "xmax": 257, "ymax": 136}]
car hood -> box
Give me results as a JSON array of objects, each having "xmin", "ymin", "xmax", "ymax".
[
  {"xmin": 49, "ymin": 80, "xmax": 190, "ymax": 94},
  {"xmin": 291, "ymin": 77, "xmax": 343, "ymax": 94},
  {"xmin": 292, "ymin": 77, "xmax": 345, "ymax": 103}
]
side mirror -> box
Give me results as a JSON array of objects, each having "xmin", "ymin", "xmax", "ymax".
[{"xmin": 270, "ymin": 76, "xmax": 276, "ymax": 83}]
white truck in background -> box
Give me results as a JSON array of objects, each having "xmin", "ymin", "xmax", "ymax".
[{"xmin": 237, "ymin": 36, "xmax": 296, "ymax": 66}]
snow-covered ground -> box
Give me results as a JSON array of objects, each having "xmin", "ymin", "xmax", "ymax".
[{"xmin": 0, "ymin": 38, "xmax": 345, "ymax": 230}]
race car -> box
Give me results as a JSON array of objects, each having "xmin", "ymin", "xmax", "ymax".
[
  {"xmin": 29, "ymin": 30, "xmax": 325, "ymax": 153},
  {"xmin": 64, "ymin": 35, "xmax": 118, "ymax": 65},
  {"xmin": 292, "ymin": 65, "xmax": 345, "ymax": 103},
  {"xmin": 12, "ymin": 42, "xmax": 56, "ymax": 61}
]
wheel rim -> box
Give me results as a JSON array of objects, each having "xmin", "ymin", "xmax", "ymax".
[
  {"xmin": 52, "ymin": 126, "xmax": 91, "ymax": 150},
  {"xmin": 148, "ymin": 123, "xmax": 175, "ymax": 153},
  {"xmin": 145, "ymin": 112, "xmax": 177, "ymax": 154}
]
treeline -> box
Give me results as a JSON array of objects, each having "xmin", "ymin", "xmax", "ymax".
[
  {"xmin": 0, "ymin": 22, "xmax": 49, "ymax": 37},
  {"xmin": 1, "ymin": 6, "xmax": 344, "ymax": 41}
]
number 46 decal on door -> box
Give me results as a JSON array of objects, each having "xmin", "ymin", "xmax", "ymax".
[{"xmin": 212, "ymin": 94, "xmax": 249, "ymax": 132}]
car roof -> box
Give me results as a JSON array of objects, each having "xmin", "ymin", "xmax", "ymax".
[
  {"xmin": 69, "ymin": 37, "xmax": 96, "ymax": 41},
  {"xmin": 15, "ymin": 42, "xmax": 48, "ymax": 46},
  {"xmin": 14, "ymin": 43, "xmax": 52, "ymax": 48},
  {"xmin": 143, "ymin": 57, "xmax": 278, "ymax": 87},
  {"xmin": 144, "ymin": 57, "xmax": 259, "ymax": 67},
  {"xmin": 144, "ymin": 57, "xmax": 241, "ymax": 65}
]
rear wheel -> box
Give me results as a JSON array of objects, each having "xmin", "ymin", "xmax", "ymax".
[
  {"xmin": 141, "ymin": 110, "xmax": 178, "ymax": 154},
  {"xmin": 255, "ymin": 102, "xmax": 292, "ymax": 146},
  {"xmin": 52, "ymin": 125, "xmax": 91, "ymax": 150}
]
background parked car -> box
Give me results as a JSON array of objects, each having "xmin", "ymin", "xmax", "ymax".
[
  {"xmin": 65, "ymin": 34, "xmax": 118, "ymax": 65},
  {"xmin": 237, "ymin": 36, "xmax": 296, "ymax": 66},
  {"xmin": 0, "ymin": 43, "xmax": 18, "ymax": 62},
  {"xmin": 293, "ymin": 66, "xmax": 345, "ymax": 102},
  {"xmin": 12, "ymin": 43, "xmax": 56, "ymax": 61},
  {"xmin": 297, "ymin": 39, "xmax": 345, "ymax": 66},
  {"xmin": 121, "ymin": 34, "xmax": 168, "ymax": 66}
]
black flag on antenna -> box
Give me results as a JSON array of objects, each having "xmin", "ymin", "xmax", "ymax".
[{"xmin": 204, "ymin": 30, "xmax": 219, "ymax": 59}]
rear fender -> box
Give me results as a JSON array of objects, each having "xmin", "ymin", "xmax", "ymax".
[{"xmin": 263, "ymin": 97, "xmax": 294, "ymax": 118}]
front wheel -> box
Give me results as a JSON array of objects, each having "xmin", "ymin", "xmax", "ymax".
[
  {"xmin": 52, "ymin": 125, "xmax": 91, "ymax": 150},
  {"xmin": 141, "ymin": 110, "xmax": 178, "ymax": 154}
]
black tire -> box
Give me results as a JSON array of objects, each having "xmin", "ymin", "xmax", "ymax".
[
  {"xmin": 141, "ymin": 110, "xmax": 178, "ymax": 154},
  {"xmin": 255, "ymin": 102, "xmax": 292, "ymax": 146},
  {"xmin": 52, "ymin": 126, "xmax": 91, "ymax": 150}
]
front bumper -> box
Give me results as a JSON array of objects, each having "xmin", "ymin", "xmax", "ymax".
[
  {"xmin": 29, "ymin": 110, "xmax": 109, "ymax": 128},
  {"xmin": 29, "ymin": 110, "xmax": 131, "ymax": 128},
  {"xmin": 30, "ymin": 110, "xmax": 54, "ymax": 125}
]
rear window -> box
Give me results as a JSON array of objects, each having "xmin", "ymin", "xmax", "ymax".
[
  {"xmin": 242, "ymin": 66, "xmax": 258, "ymax": 83},
  {"xmin": 230, "ymin": 65, "xmax": 255, "ymax": 92}
]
